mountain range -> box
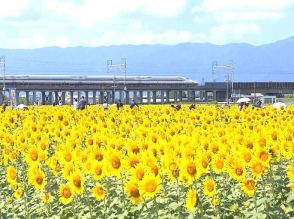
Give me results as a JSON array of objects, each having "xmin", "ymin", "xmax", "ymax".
[{"xmin": 1, "ymin": 36, "xmax": 294, "ymax": 82}]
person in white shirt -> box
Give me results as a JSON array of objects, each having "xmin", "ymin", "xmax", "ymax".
[{"xmin": 73, "ymin": 98, "xmax": 79, "ymax": 110}]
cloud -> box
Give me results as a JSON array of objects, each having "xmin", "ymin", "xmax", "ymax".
[
  {"xmin": 209, "ymin": 23, "xmax": 260, "ymax": 44},
  {"xmin": 44, "ymin": 0, "xmax": 187, "ymax": 27},
  {"xmin": 192, "ymin": 0, "xmax": 294, "ymax": 44},
  {"xmin": 193, "ymin": 0, "xmax": 294, "ymax": 22},
  {"xmin": 55, "ymin": 35, "xmax": 70, "ymax": 48},
  {"xmin": 0, "ymin": 0, "xmax": 32, "ymax": 18},
  {"xmin": 32, "ymin": 32, "xmax": 47, "ymax": 48},
  {"xmin": 195, "ymin": 0, "xmax": 293, "ymax": 12}
]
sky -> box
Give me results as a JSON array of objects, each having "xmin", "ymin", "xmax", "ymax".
[{"xmin": 0, "ymin": 0, "xmax": 294, "ymax": 49}]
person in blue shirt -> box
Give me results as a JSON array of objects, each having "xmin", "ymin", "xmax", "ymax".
[{"xmin": 130, "ymin": 99, "xmax": 139, "ymax": 109}]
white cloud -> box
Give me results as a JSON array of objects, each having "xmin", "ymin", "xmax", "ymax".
[
  {"xmin": 193, "ymin": 0, "xmax": 294, "ymax": 22},
  {"xmin": 44, "ymin": 0, "xmax": 187, "ymax": 27},
  {"xmin": 55, "ymin": 35, "xmax": 70, "ymax": 48},
  {"xmin": 192, "ymin": 0, "xmax": 294, "ymax": 44},
  {"xmin": 220, "ymin": 11, "xmax": 284, "ymax": 22},
  {"xmin": 198, "ymin": 0, "xmax": 293, "ymax": 12},
  {"xmin": 209, "ymin": 23, "xmax": 260, "ymax": 44},
  {"xmin": 0, "ymin": 0, "xmax": 32, "ymax": 17},
  {"xmin": 32, "ymin": 32, "xmax": 47, "ymax": 48},
  {"xmin": 142, "ymin": 0, "xmax": 187, "ymax": 17}
]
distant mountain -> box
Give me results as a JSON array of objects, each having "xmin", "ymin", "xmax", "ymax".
[{"xmin": 1, "ymin": 37, "xmax": 294, "ymax": 82}]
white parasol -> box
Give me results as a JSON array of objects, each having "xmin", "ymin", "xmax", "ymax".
[
  {"xmin": 16, "ymin": 104, "xmax": 28, "ymax": 110},
  {"xmin": 237, "ymin": 97, "xmax": 250, "ymax": 103},
  {"xmin": 273, "ymin": 102, "xmax": 286, "ymax": 109}
]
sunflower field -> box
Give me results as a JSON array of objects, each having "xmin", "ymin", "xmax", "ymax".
[{"xmin": 0, "ymin": 105, "xmax": 293, "ymax": 218}]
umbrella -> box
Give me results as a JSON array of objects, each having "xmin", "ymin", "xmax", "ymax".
[
  {"xmin": 273, "ymin": 102, "xmax": 286, "ymax": 109},
  {"xmin": 237, "ymin": 97, "xmax": 250, "ymax": 103},
  {"xmin": 16, "ymin": 104, "xmax": 28, "ymax": 110}
]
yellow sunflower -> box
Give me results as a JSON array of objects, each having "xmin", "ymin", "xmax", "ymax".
[
  {"xmin": 139, "ymin": 174, "xmax": 162, "ymax": 199},
  {"xmin": 13, "ymin": 188, "xmax": 23, "ymax": 199},
  {"xmin": 186, "ymin": 188, "xmax": 197, "ymax": 212},
  {"xmin": 26, "ymin": 147, "xmax": 41, "ymax": 166},
  {"xmin": 125, "ymin": 179, "xmax": 143, "ymax": 204},
  {"xmin": 41, "ymin": 192, "xmax": 53, "ymax": 203},
  {"xmin": 58, "ymin": 184, "xmax": 74, "ymax": 205},
  {"xmin": 91, "ymin": 161, "xmax": 105, "ymax": 181},
  {"xmin": 203, "ymin": 178, "xmax": 217, "ymax": 197},
  {"xmin": 251, "ymin": 160, "xmax": 264, "ymax": 178},
  {"xmin": 241, "ymin": 178, "xmax": 256, "ymax": 196},
  {"xmin": 107, "ymin": 150, "xmax": 124, "ymax": 178},
  {"xmin": 69, "ymin": 171, "xmax": 85, "ymax": 195},
  {"xmin": 92, "ymin": 184, "xmax": 106, "ymax": 201},
  {"xmin": 131, "ymin": 163, "xmax": 148, "ymax": 181},
  {"xmin": 287, "ymin": 163, "xmax": 294, "ymax": 182},
  {"xmin": 6, "ymin": 166, "xmax": 17, "ymax": 186},
  {"xmin": 28, "ymin": 167, "xmax": 46, "ymax": 190}
]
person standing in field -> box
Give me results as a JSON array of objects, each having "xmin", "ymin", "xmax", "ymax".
[
  {"xmin": 130, "ymin": 98, "xmax": 139, "ymax": 109},
  {"xmin": 73, "ymin": 98, "xmax": 79, "ymax": 110},
  {"xmin": 79, "ymin": 96, "xmax": 87, "ymax": 110}
]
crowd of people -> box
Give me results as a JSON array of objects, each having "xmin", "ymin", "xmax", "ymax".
[{"xmin": 1, "ymin": 95, "xmax": 286, "ymax": 113}]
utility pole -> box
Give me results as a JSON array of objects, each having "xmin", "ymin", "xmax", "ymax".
[
  {"xmin": 107, "ymin": 60, "xmax": 114, "ymax": 103},
  {"xmin": 211, "ymin": 61, "xmax": 234, "ymax": 103},
  {"xmin": 0, "ymin": 56, "xmax": 6, "ymax": 104},
  {"xmin": 122, "ymin": 58, "xmax": 127, "ymax": 92},
  {"xmin": 107, "ymin": 59, "xmax": 127, "ymax": 103},
  {"xmin": 212, "ymin": 61, "xmax": 217, "ymax": 82}
]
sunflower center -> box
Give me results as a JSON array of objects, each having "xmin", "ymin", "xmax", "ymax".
[
  {"xmin": 36, "ymin": 175, "xmax": 43, "ymax": 185},
  {"xmin": 259, "ymin": 151, "xmax": 268, "ymax": 161},
  {"xmin": 95, "ymin": 153, "xmax": 103, "ymax": 161},
  {"xmin": 235, "ymin": 167, "xmax": 243, "ymax": 176},
  {"xmin": 88, "ymin": 139, "xmax": 93, "ymax": 145},
  {"xmin": 259, "ymin": 138, "xmax": 266, "ymax": 147},
  {"xmin": 136, "ymin": 170, "xmax": 144, "ymax": 180},
  {"xmin": 245, "ymin": 180, "xmax": 255, "ymax": 190},
  {"xmin": 145, "ymin": 180, "xmax": 156, "ymax": 193},
  {"xmin": 212, "ymin": 145, "xmax": 219, "ymax": 153},
  {"xmin": 130, "ymin": 159, "xmax": 139, "ymax": 168},
  {"xmin": 96, "ymin": 187, "xmax": 104, "ymax": 196},
  {"xmin": 244, "ymin": 153, "xmax": 252, "ymax": 163},
  {"xmin": 95, "ymin": 166, "xmax": 102, "ymax": 176},
  {"xmin": 207, "ymin": 183, "xmax": 214, "ymax": 192},
  {"xmin": 169, "ymin": 162, "xmax": 177, "ymax": 171},
  {"xmin": 132, "ymin": 146, "xmax": 140, "ymax": 154},
  {"xmin": 63, "ymin": 187, "xmax": 72, "ymax": 199},
  {"xmin": 10, "ymin": 170, "xmax": 17, "ymax": 180},
  {"xmin": 216, "ymin": 160, "xmax": 224, "ymax": 169},
  {"xmin": 151, "ymin": 165, "xmax": 158, "ymax": 176},
  {"xmin": 30, "ymin": 150, "xmax": 38, "ymax": 161},
  {"xmin": 73, "ymin": 176, "xmax": 81, "ymax": 188},
  {"xmin": 129, "ymin": 185, "xmax": 140, "ymax": 198},
  {"xmin": 64, "ymin": 153, "xmax": 72, "ymax": 162},
  {"xmin": 253, "ymin": 163, "xmax": 263, "ymax": 174},
  {"xmin": 40, "ymin": 143, "xmax": 47, "ymax": 150},
  {"xmin": 111, "ymin": 157, "xmax": 121, "ymax": 169},
  {"xmin": 202, "ymin": 160, "xmax": 208, "ymax": 168},
  {"xmin": 187, "ymin": 164, "xmax": 196, "ymax": 175},
  {"xmin": 20, "ymin": 137, "xmax": 25, "ymax": 143}
]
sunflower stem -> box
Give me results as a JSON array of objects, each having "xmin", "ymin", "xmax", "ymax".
[
  {"xmin": 86, "ymin": 189, "xmax": 93, "ymax": 219},
  {"xmin": 73, "ymin": 197, "xmax": 78, "ymax": 219},
  {"xmin": 103, "ymin": 194, "xmax": 108, "ymax": 219},
  {"xmin": 254, "ymin": 193, "xmax": 257, "ymax": 213},
  {"xmin": 154, "ymin": 197, "xmax": 159, "ymax": 219},
  {"xmin": 176, "ymin": 177, "xmax": 180, "ymax": 203},
  {"xmin": 120, "ymin": 174, "xmax": 126, "ymax": 211},
  {"xmin": 138, "ymin": 200, "xmax": 146, "ymax": 218}
]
